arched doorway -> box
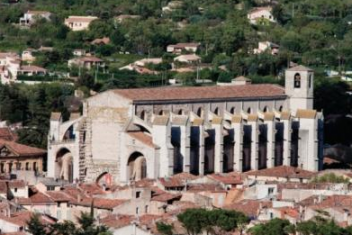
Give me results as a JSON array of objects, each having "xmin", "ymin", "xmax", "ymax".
[
  {"xmin": 127, "ymin": 152, "xmax": 147, "ymax": 181},
  {"xmin": 96, "ymin": 172, "xmax": 113, "ymax": 187},
  {"xmin": 55, "ymin": 148, "xmax": 73, "ymax": 182}
]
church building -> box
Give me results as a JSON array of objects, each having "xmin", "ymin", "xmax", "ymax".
[{"xmin": 47, "ymin": 66, "xmax": 324, "ymax": 184}]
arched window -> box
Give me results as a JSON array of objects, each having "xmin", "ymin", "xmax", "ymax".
[
  {"xmin": 197, "ymin": 107, "xmax": 204, "ymax": 118},
  {"xmin": 279, "ymin": 106, "xmax": 283, "ymax": 112},
  {"xmin": 140, "ymin": 110, "xmax": 146, "ymax": 120},
  {"xmin": 294, "ymin": 73, "xmax": 301, "ymax": 88},
  {"xmin": 178, "ymin": 109, "xmax": 184, "ymax": 115},
  {"xmin": 247, "ymin": 107, "xmax": 252, "ymax": 114},
  {"xmin": 230, "ymin": 107, "xmax": 236, "ymax": 114},
  {"xmin": 263, "ymin": 106, "xmax": 268, "ymax": 113},
  {"xmin": 214, "ymin": 107, "xmax": 219, "ymax": 115}
]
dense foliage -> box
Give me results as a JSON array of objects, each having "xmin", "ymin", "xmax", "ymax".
[{"xmin": 27, "ymin": 212, "xmax": 111, "ymax": 235}]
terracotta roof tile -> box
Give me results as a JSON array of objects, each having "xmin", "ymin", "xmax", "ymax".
[
  {"xmin": 0, "ymin": 139, "xmax": 46, "ymax": 156},
  {"xmin": 100, "ymin": 214, "xmax": 134, "ymax": 228},
  {"xmin": 113, "ymin": 84, "xmax": 286, "ymax": 102},
  {"xmin": 246, "ymin": 165, "xmax": 316, "ymax": 179},
  {"xmin": 152, "ymin": 192, "xmax": 181, "ymax": 202},
  {"xmin": 73, "ymin": 197, "xmax": 126, "ymax": 210},
  {"xmin": 207, "ymin": 173, "xmax": 243, "ymax": 185},
  {"xmin": 224, "ymin": 200, "xmax": 272, "ymax": 217},
  {"xmin": 45, "ymin": 191, "xmax": 74, "ymax": 202}
]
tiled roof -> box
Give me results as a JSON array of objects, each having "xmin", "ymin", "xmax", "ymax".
[
  {"xmin": 78, "ymin": 183, "xmax": 107, "ymax": 195},
  {"xmin": 158, "ymin": 177, "xmax": 185, "ymax": 188},
  {"xmin": 79, "ymin": 56, "xmax": 103, "ymax": 62},
  {"xmin": 246, "ymin": 165, "xmax": 316, "ymax": 179},
  {"xmin": 45, "ymin": 191, "xmax": 74, "ymax": 202},
  {"xmin": 187, "ymin": 183, "xmax": 224, "ymax": 192},
  {"xmin": 18, "ymin": 191, "xmax": 55, "ymax": 205},
  {"xmin": 309, "ymin": 195, "xmax": 352, "ymax": 210},
  {"xmin": 172, "ymin": 172, "xmax": 199, "ymax": 181},
  {"xmin": 127, "ymin": 131, "xmax": 156, "ymax": 148},
  {"xmin": 287, "ymin": 65, "xmax": 312, "ymax": 72},
  {"xmin": 0, "ymin": 211, "xmax": 53, "ymax": 227},
  {"xmin": 112, "ymin": 84, "xmax": 286, "ymax": 102},
  {"xmin": 224, "ymin": 200, "xmax": 272, "ymax": 217},
  {"xmin": 0, "ymin": 128, "xmax": 16, "ymax": 141},
  {"xmin": 207, "ymin": 173, "xmax": 243, "ymax": 185},
  {"xmin": 0, "ymin": 139, "xmax": 46, "ymax": 156},
  {"xmin": 152, "ymin": 192, "xmax": 181, "ymax": 202},
  {"xmin": 100, "ymin": 214, "xmax": 134, "ymax": 228},
  {"xmin": 20, "ymin": 65, "xmax": 47, "ymax": 72},
  {"xmin": 73, "ymin": 197, "xmax": 126, "ymax": 210},
  {"xmin": 0, "ymin": 180, "xmax": 26, "ymax": 194}
]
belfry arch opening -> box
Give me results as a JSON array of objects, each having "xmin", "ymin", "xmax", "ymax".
[
  {"xmin": 55, "ymin": 148, "xmax": 73, "ymax": 183},
  {"xmin": 127, "ymin": 152, "xmax": 147, "ymax": 181}
]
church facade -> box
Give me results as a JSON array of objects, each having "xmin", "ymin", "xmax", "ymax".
[{"xmin": 47, "ymin": 66, "xmax": 324, "ymax": 184}]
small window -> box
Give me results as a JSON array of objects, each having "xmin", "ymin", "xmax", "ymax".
[
  {"xmin": 309, "ymin": 74, "xmax": 312, "ymax": 88},
  {"xmin": 268, "ymin": 187, "xmax": 274, "ymax": 195},
  {"xmin": 279, "ymin": 106, "xmax": 283, "ymax": 112},
  {"xmin": 145, "ymin": 205, "xmax": 148, "ymax": 213},
  {"xmin": 178, "ymin": 109, "xmax": 184, "ymax": 115},
  {"xmin": 159, "ymin": 110, "xmax": 164, "ymax": 115},
  {"xmin": 136, "ymin": 191, "xmax": 141, "ymax": 198},
  {"xmin": 263, "ymin": 106, "xmax": 268, "ymax": 113},
  {"xmin": 294, "ymin": 73, "xmax": 301, "ymax": 88},
  {"xmin": 136, "ymin": 207, "xmax": 139, "ymax": 215},
  {"xmin": 230, "ymin": 107, "xmax": 235, "ymax": 114},
  {"xmin": 14, "ymin": 188, "xmax": 17, "ymax": 193},
  {"xmin": 247, "ymin": 107, "xmax": 252, "ymax": 114}
]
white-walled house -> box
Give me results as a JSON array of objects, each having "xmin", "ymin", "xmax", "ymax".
[
  {"xmin": 247, "ymin": 7, "xmax": 275, "ymax": 25},
  {"xmin": 64, "ymin": 16, "xmax": 98, "ymax": 31},
  {"xmin": 19, "ymin": 10, "xmax": 51, "ymax": 26}
]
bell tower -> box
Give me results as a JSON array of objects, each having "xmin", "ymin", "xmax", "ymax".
[{"xmin": 285, "ymin": 65, "xmax": 314, "ymax": 113}]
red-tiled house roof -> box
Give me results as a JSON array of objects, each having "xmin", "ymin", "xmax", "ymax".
[
  {"xmin": 72, "ymin": 197, "xmax": 127, "ymax": 210},
  {"xmin": 0, "ymin": 140, "xmax": 46, "ymax": 157},
  {"xmin": 246, "ymin": 166, "xmax": 316, "ymax": 180}
]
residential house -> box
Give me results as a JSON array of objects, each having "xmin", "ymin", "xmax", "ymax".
[
  {"xmin": 254, "ymin": 41, "xmax": 280, "ymax": 55},
  {"xmin": 64, "ymin": 16, "xmax": 98, "ymax": 31},
  {"xmin": 167, "ymin": 43, "xmax": 200, "ymax": 54},
  {"xmin": 174, "ymin": 54, "xmax": 201, "ymax": 64},
  {"xmin": 68, "ymin": 56, "xmax": 104, "ymax": 70},
  {"xmin": 247, "ymin": 7, "xmax": 275, "ymax": 25},
  {"xmin": 245, "ymin": 165, "xmax": 317, "ymax": 183},
  {"xmin": 0, "ymin": 211, "xmax": 54, "ymax": 234},
  {"xmin": 19, "ymin": 10, "xmax": 51, "ymax": 26}
]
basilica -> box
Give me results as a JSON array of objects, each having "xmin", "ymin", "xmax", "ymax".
[{"xmin": 47, "ymin": 65, "xmax": 324, "ymax": 184}]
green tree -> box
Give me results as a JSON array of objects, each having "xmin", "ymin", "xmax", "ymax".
[{"xmin": 156, "ymin": 222, "xmax": 173, "ymax": 235}]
